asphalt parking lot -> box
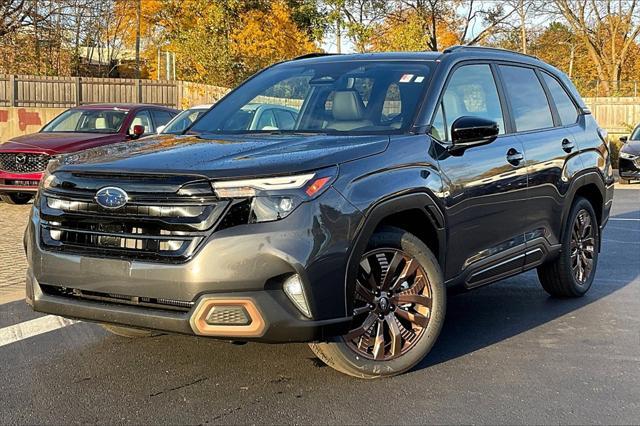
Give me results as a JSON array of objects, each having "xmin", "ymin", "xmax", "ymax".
[{"xmin": 0, "ymin": 186, "xmax": 638, "ymax": 425}]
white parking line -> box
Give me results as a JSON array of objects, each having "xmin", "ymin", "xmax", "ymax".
[
  {"xmin": 0, "ymin": 316, "xmax": 77, "ymax": 348},
  {"xmin": 609, "ymin": 218, "xmax": 640, "ymax": 221}
]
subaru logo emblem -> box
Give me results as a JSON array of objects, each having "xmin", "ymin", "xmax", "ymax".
[
  {"xmin": 95, "ymin": 186, "xmax": 128, "ymax": 209},
  {"xmin": 15, "ymin": 154, "xmax": 27, "ymax": 165}
]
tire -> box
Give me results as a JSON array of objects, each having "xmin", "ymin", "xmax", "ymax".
[
  {"xmin": 309, "ymin": 226, "xmax": 445, "ymax": 379},
  {"xmin": 537, "ymin": 196, "xmax": 599, "ymax": 297},
  {"xmin": 101, "ymin": 324, "xmax": 157, "ymax": 338},
  {"xmin": 0, "ymin": 193, "xmax": 33, "ymax": 204}
]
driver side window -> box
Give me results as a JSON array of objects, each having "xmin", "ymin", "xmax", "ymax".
[{"xmin": 432, "ymin": 64, "xmax": 505, "ymax": 142}]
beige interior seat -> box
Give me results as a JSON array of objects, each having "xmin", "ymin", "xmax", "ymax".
[
  {"xmin": 95, "ymin": 117, "xmax": 107, "ymax": 129},
  {"xmin": 327, "ymin": 90, "xmax": 373, "ymax": 131}
]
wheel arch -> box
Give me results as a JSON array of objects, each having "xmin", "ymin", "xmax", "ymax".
[
  {"xmin": 343, "ymin": 192, "xmax": 446, "ymax": 315},
  {"xmin": 560, "ymin": 171, "xmax": 606, "ymax": 247}
]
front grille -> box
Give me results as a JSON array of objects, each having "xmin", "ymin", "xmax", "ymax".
[
  {"xmin": 0, "ymin": 153, "xmax": 50, "ymax": 173},
  {"xmin": 39, "ymin": 176, "xmax": 229, "ymax": 262},
  {"xmin": 41, "ymin": 285, "xmax": 194, "ymax": 312}
]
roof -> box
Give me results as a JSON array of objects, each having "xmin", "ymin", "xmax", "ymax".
[
  {"xmin": 77, "ymin": 47, "xmax": 136, "ymax": 65},
  {"xmin": 286, "ymin": 51, "xmax": 442, "ymax": 65},
  {"xmin": 286, "ymin": 47, "xmax": 545, "ymax": 67},
  {"xmin": 73, "ymin": 103, "xmax": 177, "ymax": 111},
  {"xmin": 189, "ymin": 104, "xmax": 214, "ymax": 109}
]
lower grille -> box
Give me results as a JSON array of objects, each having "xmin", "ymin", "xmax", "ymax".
[
  {"xmin": 0, "ymin": 153, "xmax": 50, "ymax": 173},
  {"xmin": 41, "ymin": 285, "xmax": 194, "ymax": 312}
]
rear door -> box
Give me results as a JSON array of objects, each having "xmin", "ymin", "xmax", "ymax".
[
  {"xmin": 498, "ymin": 65, "xmax": 581, "ymax": 264},
  {"xmin": 432, "ymin": 63, "xmax": 529, "ymax": 287}
]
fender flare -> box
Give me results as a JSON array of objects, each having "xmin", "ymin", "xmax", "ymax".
[
  {"xmin": 559, "ymin": 170, "xmax": 606, "ymax": 242},
  {"xmin": 342, "ymin": 192, "xmax": 446, "ymax": 315}
]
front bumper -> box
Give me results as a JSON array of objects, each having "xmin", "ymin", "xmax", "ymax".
[
  {"xmin": 619, "ymin": 157, "xmax": 640, "ymax": 179},
  {"xmin": 25, "ymin": 187, "xmax": 361, "ymax": 342},
  {"xmin": 0, "ymin": 170, "xmax": 42, "ymax": 193}
]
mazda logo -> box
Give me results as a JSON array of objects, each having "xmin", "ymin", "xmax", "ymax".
[
  {"xmin": 15, "ymin": 154, "xmax": 27, "ymax": 165},
  {"xmin": 95, "ymin": 186, "xmax": 128, "ymax": 209}
]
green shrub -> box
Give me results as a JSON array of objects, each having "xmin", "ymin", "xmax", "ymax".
[{"xmin": 609, "ymin": 137, "xmax": 623, "ymax": 166}]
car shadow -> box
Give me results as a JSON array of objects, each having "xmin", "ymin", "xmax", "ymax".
[
  {"xmin": 416, "ymin": 273, "xmax": 632, "ymax": 371},
  {"xmin": 414, "ymin": 195, "xmax": 640, "ymax": 371}
]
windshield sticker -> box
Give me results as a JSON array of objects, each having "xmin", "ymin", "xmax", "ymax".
[
  {"xmin": 414, "ymin": 76, "xmax": 425, "ymax": 83},
  {"xmin": 399, "ymin": 74, "xmax": 414, "ymax": 83}
]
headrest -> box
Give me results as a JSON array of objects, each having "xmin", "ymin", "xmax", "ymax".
[
  {"xmin": 95, "ymin": 117, "xmax": 107, "ymax": 129},
  {"xmin": 332, "ymin": 90, "xmax": 366, "ymax": 121}
]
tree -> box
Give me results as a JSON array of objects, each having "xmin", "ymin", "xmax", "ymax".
[
  {"xmin": 395, "ymin": 0, "xmax": 520, "ymax": 51},
  {"xmin": 552, "ymin": 0, "xmax": 640, "ymax": 95},
  {"xmin": 0, "ymin": 0, "xmax": 35, "ymax": 38},
  {"xmin": 231, "ymin": 0, "xmax": 318, "ymax": 82},
  {"xmin": 341, "ymin": 0, "xmax": 390, "ymax": 52},
  {"xmin": 371, "ymin": 7, "xmax": 457, "ymax": 51}
]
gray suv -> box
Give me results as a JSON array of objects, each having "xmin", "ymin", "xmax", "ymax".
[{"xmin": 25, "ymin": 47, "xmax": 614, "ymax": 378}]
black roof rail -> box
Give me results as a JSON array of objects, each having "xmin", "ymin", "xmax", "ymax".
[
  {"xmin": 442, "ymin": 45, "xmax": 539, "ymax": 60},
  {"xmin": 292, "ymin": 52, "xmax": 343, "ymax": 61}
]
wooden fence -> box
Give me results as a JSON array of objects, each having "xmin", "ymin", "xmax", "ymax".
[
  {"xmin": 583, "ymin": 97, "xmax": 640, "ymax": 135},
  {"xmin": 0, "ymin": 74, "xmax": 229, "ymax": 109}
]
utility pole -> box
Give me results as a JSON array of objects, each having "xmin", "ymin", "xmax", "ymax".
[
  {"xmin": 165, "ymin": 51, "xmax": 170, "ymax": 80},
  {"xmin": 172, "ymin": 53, "xmax": 176, "ymax": 81},
  {"xmin": 135, "ymin": 0, "xmax": 141, "ymax": 79},
  {"xmin": 568, "ymin": 43, "xmax": 575, "ymax": 78},
  {"xmin": 519, "ymin": 0, "xmax": 527, "ymax": 54}
]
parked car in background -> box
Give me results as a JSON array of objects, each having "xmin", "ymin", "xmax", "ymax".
[
  {"xmin": 0, "ymin": 104, "xmax": 178, "ymax": 204},
  {"xmin": 158, "ymin": 104, "xmax": 212, "ymax": 134},
  {"xmin": 619, "ymin": 125, "xmax": 640, "ymax": 183},
  {"xmin": 225, "ymin": 103, "xmax": 299, "ymax": 131}
]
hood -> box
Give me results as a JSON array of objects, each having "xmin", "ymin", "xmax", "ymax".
[
  {"xmin": 3, "ymin": 132, "xmax": 124, "ymax": 154},
  {"xmin": 55, "ymin": 133, "xmax": 389, "ymax": 179},
  {"xmin": 621, "ymin": 140, "xmax": 640, "ymax": 155}
]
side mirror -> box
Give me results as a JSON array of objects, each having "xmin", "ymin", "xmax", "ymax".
[
  {"xmin": 156, "ymin": 125, "xmax": 165, "ymax": 134},
  {"xmin": 131, "ymin": 124, "xmax": 145, "ymax": 139},
  {"xmin": 450, "ymin": 116, "xmax": 499, "ymax": 153},
  {"xmin": 619, "ymin": 135, "xmax": 628, "ymax": 143}
]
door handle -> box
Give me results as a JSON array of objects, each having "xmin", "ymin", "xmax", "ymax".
[
  {"xmin": 561, "ymin": 138, "xmax": 575, "ymax": 153},
  {"xmin": 506, "ymin": 148, "xmax": 524, "ymax": 166}
]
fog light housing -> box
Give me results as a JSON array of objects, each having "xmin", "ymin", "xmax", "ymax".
[{"xmin": 283, "ymin": 274, "xmax": 311, "ymax": 318}]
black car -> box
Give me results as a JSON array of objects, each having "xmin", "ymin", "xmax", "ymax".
[
  {"xmin": 619, "ymin": 126, "xmax": 640, "ymax": 183},
  {"xmin": 25, "ymin": 47, "xmax": 614, "ymax": 378}
]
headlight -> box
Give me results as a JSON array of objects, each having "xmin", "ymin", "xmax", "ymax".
[
  {"xmin": 212, "ymin": 168, "xmax": 336, "ymax": 223},
  {"xmin": 620, "ymin": 151, "xmax": 637, "ymax": 160},
  {"xmin": 40, "ymin": 156, "xmax": 61, "ymax": 190}
]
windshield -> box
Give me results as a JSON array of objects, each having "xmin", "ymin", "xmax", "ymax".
[
  {"xmin": 631, "ymin": 126, "xmax": 640, "ymax": 140},
  {"xmin": 162, "ymin": 108, "xmax": 209, "ymax": 134},
  {"xmin": 190, "ymin": 60, "xmax": 433, "ymax": 135},
  {"xmin": 42, "ymin": 109, "xmax": 127, "ymax": 133}
]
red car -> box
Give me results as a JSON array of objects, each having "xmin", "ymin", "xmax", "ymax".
[{"xmin": 0, "ymin": 104, "xmax": 178, "ymax": 204}]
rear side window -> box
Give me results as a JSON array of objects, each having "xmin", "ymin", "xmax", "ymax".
[
  {"xmin": 499, "ymin": 65, "xmax": 553, "ymax": 132},
  {"xmin": 541, "ymin": 73, "xmax": 578, "ymax": 126},
  {"xmin": 274, "ymin": 109, "xmax": 296, "ymax": 130},
  {"xmin": 151, "ymin": 110, "xmax": 176, "ymax": 127},
  {"xmin": 256, "ymin": 109, "xmax": 277, "ymax": 130}
]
